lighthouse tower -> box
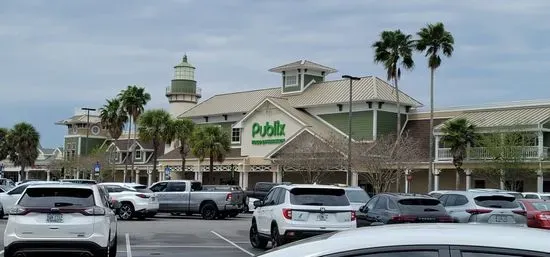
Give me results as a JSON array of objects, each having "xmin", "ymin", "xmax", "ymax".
[{"xmin": 166, "ymin": 55, "xmax": 201, "ymax": 117}]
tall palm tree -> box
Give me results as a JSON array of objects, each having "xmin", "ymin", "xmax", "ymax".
[
  {"xmin": 99, "ymin": 98, "xmax": 128, "ymax": 180},
  {"xmin": 441, "ymin": 118, "xmax": 477, "ymax": 190},
  {"xmin": 372, "ymin": 29, "xmax": 415, "ymax": 136},
  {"xmin": 118, "ymin": 85, "xmax": 151, "ymax": 182},
  {"xmin": 191, "ymin": 126, "xmax": 231, "ymax": 184},
  {"xmin": 6, "ymin": 123, "xmax": 40, "ymax": 181},
  {"xmin": 172, "ymin": 119, "xmax": 195, "ymax": 178},
  {"xmin": 0, "ymin": 127, "xmax": 9, "ymax": 161},
  {"xmin": 416, "ymin": 22, "xmax": 455, "ymax": 192},
  {"xmin": 137, "ymin": 109, "xmax": 174, "ymax": 182}
]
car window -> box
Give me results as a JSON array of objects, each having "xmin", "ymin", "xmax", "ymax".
[
  {"xmin": 8, "ymin": 184, "xmax": 29, "ymax": 195},
  {"xmin": 397, "ymin": 198, "xmax": 447, "ymax": 213},
  {"xmin": 346, "ymin": 189, "xmax": 370, "ymax": 203},
  {"xmin": 289, "ymin": 188, "xmax": 349, "ymax": 206},
  {"xmin": 474, "ymin": 195, "xmax": 519, "ymax": 209},
  {"xmin": 166, "ymin": 182, "xmax": 186, "ymax": 192},
  {"xmin": 455, "ymin": 195, "xmax": 469, "ymax": 205},
  {"xmin": 349, "ymin": 250, "xmax": 439, "ymax": 257},
  {"xmin": 263, "ymin": 189, "xmax": 276, "ymax": 205},
  {"xmin": 445, "ymin": 195, "xmax": 457, "ymax": 206},
  {"xmin": 388, "ymin": 199, "xmax": 398, "ymax": 210},
  {"xmin": 275, "ymin": 188, "xmax": 286, "ymax": 205},
  {"xmin": 445, "ymin": 194, "xmax": 468, "ymax": 206},
  {"xmin": 523, "ymin": 194, "xmax": 539, "ymax": 199},
  {"xmin": 18, "ymin": 187, "xmax": 95, "ymax": 207},
  {"xmin": 461, "ymin": 251, "xmax": 535, "ymax": 257},
  {"xmin": 531, "ymin": 202, "xmax": 550, "ymax": 211},
  {"xmin": 438, "ymin": 194, "xmax": 449, "ymax": 205},
  {"xmin": 150, "ymin": 182, "xmax": 168, "ymax": 192},
  {"xmin": 365, "ymin": 196, "xmax": 379, "ymax": 211},
  {"xmin": 374, "ymin": 196, "xmax": 388, "ymax": 210}
]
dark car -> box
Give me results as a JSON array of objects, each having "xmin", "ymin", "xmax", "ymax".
[{"xmin": 356, "ymin": 193, "xmax": 453, "ymax": 227}]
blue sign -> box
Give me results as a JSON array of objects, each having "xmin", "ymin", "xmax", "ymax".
[
  {"xmin": 164, "ymin": 166, "xmax": 171, "ymax": 175},
  {"xmin": 94, "ymin": 162, "xmax": 100, "ymax": 174}
]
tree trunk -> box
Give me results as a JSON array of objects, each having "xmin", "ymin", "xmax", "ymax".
[
  {"xmin": 455, "ymin": 168, "xmax": 460, "ymax": 190},
  {"xmin": 394, "ymin": 76, "xmax": 401, "ymax": 136},
  {"xmin": 209, "ymin": 152, "xmax": 214, "ymax": 184},
  {"xmin": 180, "ymin": 143, "xmax": 186, "ymax": 179},
  {"xmin": 152, "ymin": 140, "xmax": 159, "ymax": 182},
  {"xmin": 130, "ymin": 116, "xmax": 137, "ymax": 183},
  {"xmin": 124, "ymin": 117, "xmax": 132, "ymax": 182},
  {"xmin": 428, "ymin": 67, "xmax": 435, "ymax": 192},
  {"xmin": 19, "ymin": 166, "xmax": 25, "ymax": 182}
]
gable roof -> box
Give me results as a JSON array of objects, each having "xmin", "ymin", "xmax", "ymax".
[
  {"xmin": 433, "ymin": 106, "xmax": 550, "ymax": 130},
  {"xmin": 179, "ymin": 76, "xmax": 422, "ymax": 118},
  {"xmin": 268, "ymin": 60, "xmax": 338, "ymax": 73},
  {"xmin": 55, "ymin": 114, "xmax": 101, "ymax": 125}
]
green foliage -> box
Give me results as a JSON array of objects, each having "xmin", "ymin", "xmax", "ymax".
[
  {"xmin": 172, "ymin": 119, "xmax": 195, "ymax": 171},
  {"xmin": 372, "ymin": 30, "xmax": 415, "ymax": 82},
  {"xmin": 416, "ymin": 22, "xmax": 455, "ymax": 70},
  {"xmin": 118, "ymin": 85, "xmax": 151, "ymax": 121},
  {"xmin": 5, "ymin": 123, "xmax": 41, "ymax": 174},
  {"xmin": 191, "ymin": 126, "xmax": 231, "ymax": 183},
  {"xmin": 100, "ymin": 98, "xmax": 128, "ymax": 140},
  {"xmin": 440, "ymin": 118, "xmax": 477, "ymax": 172},
  {"xmin": 0, "ymin": 127, "xmax": 9, "ymax": 160},
  {"xmin": 138, "ymin": 109, "xmax": 174, "ymax": 179}
]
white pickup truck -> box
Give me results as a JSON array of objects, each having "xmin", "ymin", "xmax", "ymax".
[{"xmin": 149, "ymin": 180, "xmax": 244, "ymax": 220}]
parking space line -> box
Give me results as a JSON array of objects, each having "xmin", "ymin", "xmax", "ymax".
[
  {"xmin": 0, "ymin": 250, "xmax": 3, "ymax": 255},
  {"xmin": 132, "ymin": 245, "xmax": 235, "ymax": 248},
  {"xmin": 125, "ymin": 233, "xmax": 132, "ymax": 257},
  {"xmin": 211, "ymin": 231, "xmax": 254, "ymax": 256}
]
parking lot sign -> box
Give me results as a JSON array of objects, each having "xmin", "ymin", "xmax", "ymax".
[{"xmin": 94, "ymin": 162, "xmax": 100, "ymax": 175}]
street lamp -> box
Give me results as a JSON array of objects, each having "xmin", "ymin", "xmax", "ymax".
[
  {"xmin": 81, "ymin": 107, "xmax": 96, "ymax": 178},
  {"xmin": 342, "ymin": 75, "xmax": 361, "ymax": 186}
]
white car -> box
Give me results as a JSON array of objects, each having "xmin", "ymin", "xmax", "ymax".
[
  {"xmin": 249, "ymin": 184, "xmax": 356, "ymax": 249},
  {"xmin": 257, "ymin": 223, "xmax": 550, "ymax": 257},
  {"xmin": 99, "ymin": 182, "xmax": 159, "ymax": 220},
  {"xmin": 0, "ymin": 181, "xmax": 59, "ymax": 217},
  {"xmin": 522, "ymin": 192, "xmax": 550, "ymax": 200},
  {"xmin": 4, "ymin": 183, "xmax": 118, "ymax": 257}
]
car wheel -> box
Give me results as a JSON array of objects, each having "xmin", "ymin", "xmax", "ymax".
[
  {"xmin": 271, "ymin": 225, "xmax": 284, "ymax": 248},
  {"xmin": 249, "ymin": 221, "xmax": 268, "ymax": 249},
  {"xmin": 118, "ymin": 203, "xmax": 134, "ymax": 220},
  {"xmin": 201, "ymin": 203, "xmax": 218, "ymax": 220}
]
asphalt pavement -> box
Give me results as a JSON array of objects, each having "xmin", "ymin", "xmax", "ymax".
[{"xmin": 0, "ymin": 213, "xmax": 267, "ymax": 257}]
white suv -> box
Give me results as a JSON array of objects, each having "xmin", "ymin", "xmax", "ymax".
[
  {"xmin": 99, "ymin": 182, "xmax": 159, "ymax": 220},
  {"xmin": 249, "ymin": 184, "xmax": 356, "ymax": 249},
  {"xmin": 4, "ymin": 183, "xmax": 118, "ymax": 257}
]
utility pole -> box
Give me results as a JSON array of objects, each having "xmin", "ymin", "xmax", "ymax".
[
  {"xmin": 342, "ymin": 75, "xmax": 361, "ymax": 186},
  {"xmin": 82, "ymin": 107, "xmax": 96, "ymax": 179}
]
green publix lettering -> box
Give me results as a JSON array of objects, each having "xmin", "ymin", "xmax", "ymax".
[{"xmin": 252, "ymin": 121, "xmax": 286, "ymax": 138}]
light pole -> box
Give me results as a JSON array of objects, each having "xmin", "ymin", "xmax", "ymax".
[
  {"xmin": 342, "ymin": 75, "xmax": 360, "ymax": 186},
  {"xmin": 81, "ymin": 107, "xmax": 96, "ymax": 178}
]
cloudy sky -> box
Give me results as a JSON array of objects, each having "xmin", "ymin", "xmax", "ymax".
[{"xmin": 1, "ymin": 0, "xmax": 550, "ymax": 148}]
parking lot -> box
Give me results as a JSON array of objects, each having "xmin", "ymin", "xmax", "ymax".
[{"xmin": 0, "ymin": 213, "xmax": 264, "ymax": 257}]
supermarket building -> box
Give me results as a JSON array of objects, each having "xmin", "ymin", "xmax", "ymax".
[{"xmin": 56, "ymin": 56, "xmax": 550, "ymax": 193}]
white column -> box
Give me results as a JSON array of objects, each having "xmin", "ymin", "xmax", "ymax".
[
  {"xmin": 158, "ymin": 170, "xmax": 163, "ymax": 182},
  {"xmin": 499, "ymin": 169, "xmax": 505, "ymax": 190},
  {"xmin": 242, "ymin": 168, "xmax": 249, "ymax": 190},
  {"xmin": 25, "ymin": 170, "xmax": 29, "ymax": 180},
  {"xmin": 538, "ymin": 131, "xmax": 544, "ymax": 158},
  {"xmin": 46, "ymin": 170, "xmax": 51, "ymax": 181},
  {"xmin": 90, "ymin": 171, "xmax": 93, "ymax": 180},
  {"xmin": 76, "ymin": 170, "xmax": 81, "ymax": 179},
  {"xmin": 276, "ymin": 165, "xmax": 283, "ymax": 183},
  {"xmin": 537, "ymin": 170, "xmax": 544, "ymax": 193},
  {"xmin": 465, "ymin": 169, "xmax": 472, "ymax": 190},
  {"xmin": 135, "ymin": 170, "xmax": 140, "ymax": 184},
  {"xmin": 198, "ymin": 171, "xmax": 203, "ymax": 183},
  {"xmin": 433, "ymin": 169, "xmax": 440, "ymax": 191},
  {"xmin": 404, "ymin": 170, "xmax": 410, "ymax": 193},
  {"xmin": 272, "ymin": 171, "xmax": 277, "ymax": 183},
  {"xmin": 147, "ymin": 168, "xmax": 152, "ymax": 186},
  {"xmin": 18, "ymin": 172, "xmax": 22, "ymax": 182},
  {"xmin": 351, "ymin": 172, "xmax": 359, "ymax": 186},
  {"xmin": 238, "ymin": 172, "xmax": 244, "ymax": 188},
  {"xmin": 434, "ymin": 136, "xmax": 440, "ymax": 160},
  {"xmin": 122, "ymin": 170, "xmax": 126, "ymax": 182},
  {"xmin": 372, "ymin": 109, "xmax": 378, "ymax": 140}
]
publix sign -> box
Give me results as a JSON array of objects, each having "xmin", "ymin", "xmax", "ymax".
[{"xmin": 251, "ymin": 121, "xmax": 286, "ymax": 145}]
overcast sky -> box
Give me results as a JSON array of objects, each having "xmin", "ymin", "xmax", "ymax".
[{"xmin": 1, "ymin": 0, "xmax": 550, "ymax": 148}]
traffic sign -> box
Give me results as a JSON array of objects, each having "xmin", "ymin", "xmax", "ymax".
[
  {"xmin": 164, "ymin": 166, "xmax": 171, "ymax": 175},
  {"xmin": 94, "ymin": 162, "xmax": 101, "ymax": 175}
]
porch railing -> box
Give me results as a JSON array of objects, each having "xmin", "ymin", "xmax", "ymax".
[{"xmin": 437, "ymin": 146, "xmax": 548, "ymax": 161}]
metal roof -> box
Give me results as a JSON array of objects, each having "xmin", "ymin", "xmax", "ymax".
[
  {"xmin": 179, "ymin": 76, "xmax": 422, "ymax": 118},
  {"xmin": 434, "ymin": 106, "xmax": 550, "ymax": 130},
  {"xmin": 268, "ymin": 60, "xmax": 338, "ymax": 73},
  {"xmin": 54, "ymin": 114, "xmax": 101, "ymax": 125}
]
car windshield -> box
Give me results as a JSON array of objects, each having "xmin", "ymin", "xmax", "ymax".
[
  {"xmin": 541, "ymin": 195, "xmax": 550, "ymax": 200},
  {"xmin": 474, "ymin": 195, "xmax": 519, "ymax": 209},
  {"xmin": 18, "ymin": 187, "xmax": 95, "ymax": 208},
  {"xmin": 290, "ymin": 188, "xmax": 349, "ymax": 206},
  {"xmin": 532, "ymin": 202, "xmax": 550, "ymax": 211},
  {"xmin": 345, "ymin": 189, "xmax": 370, "ymax": 203}
]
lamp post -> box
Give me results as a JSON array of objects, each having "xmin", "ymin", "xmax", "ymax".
[
  {"xmin": 81, "ymin": 107, "xmax": 96, "ymax": 178},
  {"xmin": 342, "ymin": 75, "xmax": 361, "ymax": 186}
]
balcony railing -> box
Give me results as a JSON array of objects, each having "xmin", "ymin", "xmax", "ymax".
[
  {"xmin": 165, "ymin": 86, "xmax": 202, "ymax": 97},
  {"xmin": 437, "ymin": 146, "xmax": 549, "ymax": 161}
]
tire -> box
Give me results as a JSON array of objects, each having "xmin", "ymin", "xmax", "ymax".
[
  {"xmin": 242, "ymin": 205, "xmax": 249, "ymax": 213},
  {"xmin": 249, "ymin": 221, "xmax": 268, "ymax": 249},
  {"xmin": 229, "ymin": 211, "xmax": 239, "ymax": 218},
  {"xmin": 271, "ymin": 224, "xmax": 284, "ymax": 248},
  {"xmin": 118, "ymin": 203, "xmax": 134, "ymax": 220},
  {"xmin": 201, "ymin": 203, "xmax": 218, "ymax": 220},
  {"xmin": 109, "ymin": 235, "xmax": 118, "ymax": 257},
  {"xmin": 170, "ymin": 212, "xmax": 181, "ymax": 216},
  {"xmin": 185, "ymin": 212, "xmax": 192, "ymax": 216}
]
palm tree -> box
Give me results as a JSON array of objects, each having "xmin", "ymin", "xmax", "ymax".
[
  {"xmin": 5, "ymin": 123, "xmax": 40, "ymax": 181},
  {"xmin": 372, "ymin": 29, "xmax": 415, "ymax": 136},
  {"xmin": 118, "ymin": 85, "xmax": 151, "ymax": 182},
  {"xmin": 172, "ymin": 119, "xmax": 195, "ymax": 178},
  {"xmin": 99, "ymin": 98, "xmax": 128, "ymax": 180},
  {"xmin": 137, "ymin": 109, "xmax": 174, "ymax": 182},
  {"xmin": 191, "ymin": 126, "xmax": 231, "ymax": 184},
  {"xmin": 0, "ymin": 127, "xmax": 9, "ymax": 161},
  {"xmin": 441, "ymin": 118, "xmax": 477, "ymax": 190},
  {"xmin": 416, "ymin": 22, "xmax": 455, "ymax": 192}
]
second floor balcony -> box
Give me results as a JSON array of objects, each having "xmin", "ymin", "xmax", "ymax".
[{"xmin": 437, "ymin": 146, "xmax": 549, "ymax": 161}]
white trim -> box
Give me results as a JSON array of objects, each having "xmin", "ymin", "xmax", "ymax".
[
  {"xmin": 233, "ymin": 98, "xmax": 307, "ymax": 129},
  {"xmin": 63, "ymin": 135, "xmax": 107, "ymax": 139},
  {"xmin": 77, "ymin": 137, "xmax": 81, "ymax": 155},
  {"xmin": 373, "ymin": 109, "xmax": 378, "ymax": 140},
  {"xmin": 415, "ymin": 98, "xmax": 550, "ymax": 114},
  {"xmin": 303, "ymin": 78, "xmax": 316, "ymax": 91}
]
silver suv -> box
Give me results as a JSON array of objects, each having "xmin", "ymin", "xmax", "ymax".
[{"xmin": 437, "ymin": 191, "xmax": 526, "ymax": 226}]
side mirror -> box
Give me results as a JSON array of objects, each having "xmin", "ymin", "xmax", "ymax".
[
  {"xmin": 253, "ymin": 200, "xmax": 263, "ymax": 208},
  {"xmin": 360, "ymin": 205, "xmax": 369, "ymax": 213}
]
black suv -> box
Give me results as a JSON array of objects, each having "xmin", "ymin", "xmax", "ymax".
[{"xmin": 356, "ymin": 193, "xmax": 454, "ymax": 227}]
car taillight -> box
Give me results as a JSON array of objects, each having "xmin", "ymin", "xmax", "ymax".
[
  {"xmin": 82, "ymin": 206, "xmax": 106, "ymax": 216},
  {"xmin": 391, "ymin": 215, "xmax": 417, "ymax": 222},
  {"xmin": 437, "ymin": 215, "xmax": 455, "ymax": 223},
  {"xmin": 282, "ymin": 208, "xmax": 292, "ymax": 220},
  {"xmin": 536, "ymin": 213, "xmax": 550, "ymax": 221},
  {"xmin": 512, "ymin": 210, "xmax": 527, "ymax": 216},
  {"xmin": 226, "ymin": 193, "xmax": 232, "ymax": 201},
  {"xmin": 465, "ymin": 209, "xmax": 493, "ymax": 215},
  {"xmin": 351, "ymin": 211, "xmax": 356, "ymax": 221},
  {"xmin": 136, "ymin": 194, "xmax": 150, "ymax": 199},
  {"xmin": 8, "ymin": 207, "xmax": 29, "ymax": 216}
]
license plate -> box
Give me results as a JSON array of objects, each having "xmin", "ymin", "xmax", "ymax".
[
  {"xmin": 492, "ymin": 215, "xmax": 510, "ymax": 223},
  {"xmin": 317, "ymin": 213, "xmax": 328, "ymax": 221},
  {"xmin": 47, "ymin": 213, "xmax": 63, "ymax": 223}
]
